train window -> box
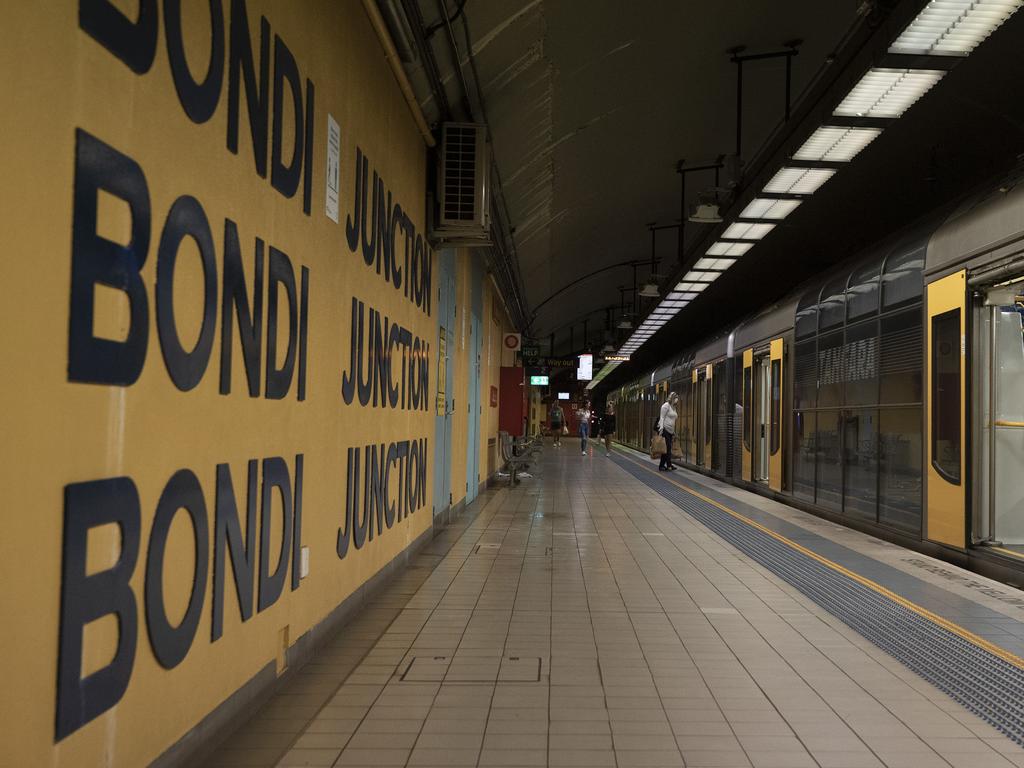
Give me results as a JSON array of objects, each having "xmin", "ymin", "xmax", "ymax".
[
  {"xmin": 847, "ymin": 259, "xmax": 880, "ymax": 320},
  {"xmin": 819, "ymin": 276, "xmax": 847, "ymax": 330},
  {"xmin": 882, "ymin": 243, "xmax": 925, "ymax": 310},
  {"xmin": 931, "ymin": 309, "xmax": 961, "ymax": 484},
  {"xmin": 742, "ymin": 365, "xmax": 752, "ymax": 450},
  {"xmin": 818, "ymin": 331, "xmax": 844, "ymax": 408},
  {"xmin": 770, "ymin": 359, "xmax": 781, "ymax": 455},
  {"xmin": 795, "ymin": 287, "xmax": 821, "ymax": 339},
  {"xmin": 817, "ymin": 410, "xmax": 842, "ymax": 512},
  {"xmin": 844, "ymin": 319, "xmax": 879, "ymax": 406},
  {"xmin": 842, "ymin": 409, "xmax": 878, "ymax": 522},
  {"xmin": 794, "ymin": 340, "xmax": 817, "ymax": 410},
  {"xmin": 792, "ymin": 411, "xmax": 816, "ymax": 502},
  {"xmin": 880, "ymin": 309, "xmax": 923, "ymax": 404},
  {"xmin": 878, "ymin": 407, "xmax": 922, "ymax": 533}
]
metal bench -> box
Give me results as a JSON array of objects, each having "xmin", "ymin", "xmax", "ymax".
[{"xmin": 498, "ymin": 430, "xmax": 541, "ymax": 485}]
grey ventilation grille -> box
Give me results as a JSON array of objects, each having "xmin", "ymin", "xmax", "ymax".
[{"xmin": 442, "ymin": 124, "xmax": 479, "ymax": 222}]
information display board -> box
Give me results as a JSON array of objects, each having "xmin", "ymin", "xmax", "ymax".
[{"xmin": 577, "ymin": 354, "xmax": 593, "ymax": 381}]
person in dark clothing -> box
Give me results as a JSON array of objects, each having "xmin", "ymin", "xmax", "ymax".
[
  {"xmin": 600, "ymin": 401, "xmax": 616, "ymax": 456},
  {"xmin": 550, "ymin": 402, "xmax": 565, "ymax": 446}
]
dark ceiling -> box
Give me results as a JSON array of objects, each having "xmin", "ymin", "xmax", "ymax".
[{"xmin": 397, "ymin": 0, "xmax": 1024, "ymax": 391}]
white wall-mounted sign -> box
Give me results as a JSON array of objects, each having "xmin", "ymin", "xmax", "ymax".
[{"xmin": 325, "ymin": 114, "xmax": 341, "ymax": 223}]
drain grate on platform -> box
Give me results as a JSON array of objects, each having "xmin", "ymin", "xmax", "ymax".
[{"xmin": 614, "ymin": 456, "xmax": 1024, "ymax": 747}]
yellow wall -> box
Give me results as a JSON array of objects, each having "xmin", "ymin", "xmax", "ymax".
[{"xmin": 0, "ymin": 2, "xmax": 510, "ymax": 766}]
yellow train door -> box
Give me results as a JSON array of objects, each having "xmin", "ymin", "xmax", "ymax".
[
  {"xmin": 926, "ymin": 270, "xmax": 967, "ymax": 549},
  {"xmin": 691, "ymin": 368, "xmax": 699, "ymax": 463},
  {"xmin": 742, "ymin": 349, "xmax": 753, "ymax": 482},
  {"xmin": 769, "ymin": 338, "xmax": 784, "ymax": 492},
  {"xmin": 704, "ymin": 364, "xmax": 714, "ymax": 468}
]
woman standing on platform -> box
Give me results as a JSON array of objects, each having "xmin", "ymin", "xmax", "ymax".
[
  {"xmin": 549, "ymin": 401, "xmax": 565, "ymax": 447},
  {"xmin": 601, "ymin": 401, "xmax": 616, "ymax": 456},
  {"xmin": 577, "ymin": 402, "xmax": 592, "ymax": 455},
  {"xmin": 658, "ymin": 392, "xmax": 678, "ymax": 471}
]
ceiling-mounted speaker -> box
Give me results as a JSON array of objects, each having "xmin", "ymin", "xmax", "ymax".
[
  {"xmin": 689, "ymin": 187, "xmax": 723, "ymax": 223},
  {"xmin": 689, "ymin": 203, "xmax": 722, "ymax": 224},
  {"xmin": 616, "ymin": 316, "xmax": 634, "ymax": 330},
  {"xmin": 638, "ymin": 280, "xmax": 661, "ymax": 298}
]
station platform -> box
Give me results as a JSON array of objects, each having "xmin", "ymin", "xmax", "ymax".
[{"xmin": 204, "ymin": 440, "xmax": 1024, "ymax": 768}]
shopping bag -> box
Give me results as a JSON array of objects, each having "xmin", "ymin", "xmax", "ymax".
[
  {"xmin": 672, "ymin": 438, "xmax": 682, "ymax": 459},
  {"xmin": 562, "ymin": 425, "xmax": 568, "ymax": 435},
  {"xmin": 650, "ymin": 433, "xmax": 666, "ymax": 458}
]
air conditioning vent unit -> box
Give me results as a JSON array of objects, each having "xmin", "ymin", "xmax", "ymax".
[{"xmin": 433, "ymin": 122, "xmax": 492, "ymax": 246}]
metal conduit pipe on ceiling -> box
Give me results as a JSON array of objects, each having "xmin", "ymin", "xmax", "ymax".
[{"xmin": 390, "ymin": 0, "xmax": 530, "ymax": 332}]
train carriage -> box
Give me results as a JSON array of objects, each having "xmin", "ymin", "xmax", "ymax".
[
  {"xmin": 611, "ymin": 169, "xmax": 1024, "ymax": 585},
  {"xmin": 925, "ymin": 180, "xmax": 1024, "ymax": 557}
]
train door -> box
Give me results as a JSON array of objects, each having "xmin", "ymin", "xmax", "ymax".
[
  {"xmin": 742, "ymin": 350, "xmax": 753, "ymax": 481},
  {"xmin": 754, "ymin": 354, "xmax": 771, "ymax": 484},
  {"xmin": 769, "ymin": 338, "xmax": 784, "ymax": 492},
  {"xmin": 692, "ymin": 370, "xmax": 700, "ymax": 466},
  {"xmin": 679, "ymin": 378, "xmax": 691, "ymax": 463},
  {"xmin": 704, "ymin": 364, "xmax": 714, "ymax": 468},
  {"xmin": 926, "ymin": 270, "xmax": 966, "ymax": 548},
  {"xmin": 694, "ymin": 368, "xmax": 705, "ymax": 466},
  {"xmin": 973, "ymin": 276, "xmax": 1024, "ymax": 552}
]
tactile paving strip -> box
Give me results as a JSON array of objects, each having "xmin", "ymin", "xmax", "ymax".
[{"xmin": 613, "ymin": 456, "xmax": 1024, "ymax": 746}]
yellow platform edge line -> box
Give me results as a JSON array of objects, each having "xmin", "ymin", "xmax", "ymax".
[{"xmin": 616, "ymin": 450, "xmax": 1024, "ymax": 672}]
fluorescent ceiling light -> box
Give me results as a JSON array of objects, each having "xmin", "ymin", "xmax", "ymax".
[
  {"xmin": 834, "ymin": 68, "xmax": 945, "ymax": 118},
  {"xmin": 674, "ymin": 281, "xmax": 708, "ymax": 293},
  {"xmin": 740, "ymin": 197, "xmax": 803, "ymax": 220},
  {"xmin": 706, "ymin": 241, "xmax": 754, "ymax": 257},
  {"xmin": 666, "ymin": 291, "xmax": 700, "ymax": 300},
  {"xmin": 723, "ymin": 222, "xmax": 775, "ymax": 240},
  {"xmin": 763, "ymin": 168, "xmax": 836, "ymax": 195},
  {"xmin": 890, "ymin": 0, "xmax": 1022, "ymax": 56},
  {"xmin": 659, "ymin": 300, "xmax": 688, "ymax": 308},
  {"xmin": 683, "ymin": 270, "xmax": 719, "ymax": 283},
  {"xmin": 695, "ymin": 257, "xmax": 736, "ymax": 271},
  {"xmin": 794, "ymin": 126, "xmax": 882, "ymax": 162}
]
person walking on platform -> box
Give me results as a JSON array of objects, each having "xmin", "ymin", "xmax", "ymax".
[
  {"xmin": 601, "ymin": 401, "xmax": 616, "ymax": 456},
  {"xmin": 577, "ymin": 402, "xmax": 592, "ymax": 455},
  {"xmin": 657, "ymin": 392, "xmax": 678, "ymax": 471},
  {"xmin": 549, "ymin": 401, "xmax": 565, "ymax": 447}
]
